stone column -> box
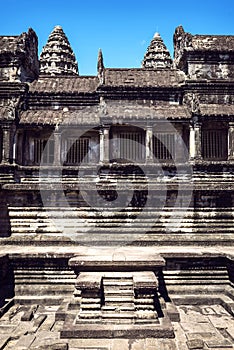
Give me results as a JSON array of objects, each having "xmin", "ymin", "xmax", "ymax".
[
  {"xmin": 99, "ymin": 129, "xmax": 104, "ymax": 163},
  {"xmin": 103, "ymin": 127, "xmax": 110, "ymax": 162},
  {"xmin": 228, "ymin": 122, "xmax": 234, "ymax": 160},
  {"xmin": 189, "ymin": 122, "xmax": 202, "ymax": 160},
  {"xmin": 1, "ymin": 124, "xmax": 12, "ymax": 164},
  {"xmin": 53, "ymin": 132, "xmax": 61, "ymax": 166},
  {"xmin": 12, "ymin": 130, "xmax": 18, "ymax": 164},
  {"xmin": 99, "ymin": 126, "xmax": 109, "ymax": 163},
  {"xmin": 175, "ymin": 124, "xmax": 184, "ymax": 162},
  {"xmin": 146, "ymin": 125, "xmax": 153, "ymax": 162},
  {"xmin": 189, "ymin": 124, "xmax": 195, "ymax": 160}
]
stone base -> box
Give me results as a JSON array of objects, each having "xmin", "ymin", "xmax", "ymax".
[
  {"xmin": 60, "ymin": 250, "xmax": 177, "ymax": 340},
  {"xmin": 61, "ymin": 313, "xmax": 174, "ymax": 339}
]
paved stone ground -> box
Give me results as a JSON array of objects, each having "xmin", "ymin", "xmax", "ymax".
[{"xmin": 0, "ymin": 302, "xmax": 233, "ymax": 349}]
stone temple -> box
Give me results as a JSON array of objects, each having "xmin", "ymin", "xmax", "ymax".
[{"xmin": 0, "ymin": 24, "xmax": 233, "ymax": 349}]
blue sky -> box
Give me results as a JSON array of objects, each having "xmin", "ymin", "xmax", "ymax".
[{"xmin": 0, "ymin": 0, "xmax": 233, "ymax": 75}]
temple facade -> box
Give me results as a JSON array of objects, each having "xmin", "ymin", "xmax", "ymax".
[{"xmin": 0, "ymin": 25, "xmax": 234, "ymax": 349}]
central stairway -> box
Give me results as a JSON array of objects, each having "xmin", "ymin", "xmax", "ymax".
[
  {"xmin": 7, "ymin": 206, "xmax": 234, "ymax": 245},
  {"xmin": 102, "ymin": 274, "xmax": 135, "ymax": 323}
]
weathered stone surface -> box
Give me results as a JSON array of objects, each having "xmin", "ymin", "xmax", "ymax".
[
  {"xmin": 15, "ymin": 334, "xmax": 36, "ymax": 349},
  {"xmin": 69, "ymin": 248, "xmax": 165, "ymax": 271},
  {"xmin": 21, "ymin": 304, "xmax": 38, "ymax": 321},
  {"xmin": 30, "ymin": 342, "xmax": 68, "ymax": 350},
  {"xmin": 0, "ymin": 28, "xmax": 39, "ymax": 82},
  {"xmin": 0, "ymin": 335, "xmax": 10, "ymax": 349},
  {"xmin": 186, "ymin": 338, "xmax": 204, "ymax": 349}
]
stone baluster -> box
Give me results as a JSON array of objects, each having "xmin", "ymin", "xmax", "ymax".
[
  {"xmin": 146, "ymin": 125, "xmax": 153, "ymax": 162},
  {"xmin": 53, "ymin": 131, "xmax": 61, "ymax": 166},
  {"xmin": 228, "ymin": 122, "xmax": 234, "ymax": 161}
]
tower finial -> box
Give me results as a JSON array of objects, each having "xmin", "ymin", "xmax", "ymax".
[{"xmin": 97, "ymin": 49, "xmax": 104, "ymax": 83}]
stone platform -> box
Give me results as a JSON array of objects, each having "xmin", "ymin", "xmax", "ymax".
[
  {"xmin": 68, "ymin": 247, "xmax": 166, "ymax": 272},
  {"xmin": 60, "ymin": 248, "xmax": 178, "ymax": 339}
]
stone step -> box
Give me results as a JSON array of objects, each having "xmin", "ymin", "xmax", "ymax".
[
  {"xmin": 14, "ymin": 269, "xmax": 74, "ymax": 276},
  {"xmin": 104, "ymin": 280, "xmax": 133, "ymax": 286},
  {"xmin": 80, "ymin": 303, "xmax": 101, "ymax": 310},
  {"xmin": 102, "ymin": 312, "xmax": 135, "ymax": 319},
  {"xmin": 78, "ymin": 310, "xmax": 101, "ymax": 318},
  {"xmin": 135, "ymin": 310, "xmax": 158, "ymax": 319},
  {"xmin": 104, "ymin": 290, "xmax": 134, "ymax": 296},
  {"xmin": 10, "ymin": 225, "xmax": 234, "ymax": 234},
  {"xmin": 104, "ymin": 296, "xmax": 134, "ymax": 303},
  {"xmin": 8, "ymin": 211, "xmax": 233, "ymax": 217},
  {"xmin": 9, "ymin": 207, "xmax": 234, "ymax": 217},
  {"xmin": 9, "ymin": 222, "xmax": 234, "ymax": 232},
  {"xmin": 81, "ymin": 298, "xmax": 101, "ymax": 304},
  {"xmin": 135, "ymin": 298, "xmax": 155, "ymax": 304},
  {"xmin": 135, "ymin": 305, "xmax": 155, "ymax": 310},
  {"xmin": 102, "ymin": 305, "xmax": 135, "ymax": 312}
]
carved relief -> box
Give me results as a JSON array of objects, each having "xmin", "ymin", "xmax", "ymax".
[{"xmin": 183, "ymin": 93, "xmax": 200, "ymax": 114}]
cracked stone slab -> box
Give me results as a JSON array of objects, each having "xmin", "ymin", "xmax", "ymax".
[
  {"xmin": 14, "ymin": 334, "xmax": 36, "ymax": 350},
  {"xmin": 205, "ymin": 338, "xmax": 233, "ymax": 348},
  {"xmin": 0, "ymin": 335, "xmax": 10, "ymax": 350}
]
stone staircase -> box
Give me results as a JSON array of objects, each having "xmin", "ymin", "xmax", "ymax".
[
  {"xmin": 72, "ymin": 272, "xmax": 138, "ymax": 324},
  {"xmin": 102, "ymin": 274, "xmax": 135, "ymax": 323},
  {"xmin": 6, "ymin": 206, "xmax": 234, "ymax": 245}
]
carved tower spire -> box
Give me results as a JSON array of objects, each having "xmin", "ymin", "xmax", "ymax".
[
  {"xmin": 97, "ymin": 48, "xmax": 104, "ymax": 84},
  {"xmin": 142, "ymin": 32, "xmax": 172, "ymax": 69},
  {"xmin": 40, "ymin": 25, "xmax": 78, "ymax": 75}
]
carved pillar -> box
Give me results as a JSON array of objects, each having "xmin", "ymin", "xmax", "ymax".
[
  {"xmin": 189, "ymin": 122, "xmax": 202, "ymax": 160},
  {"xmin": 99, "ymin": 126, "xmax": 109, "ymax": 163},
  {"xmin": 1, "ymin": 124, "xmax": 12, "ymax": 164},
  {"xmin": 146, "ymin": 125, "xmax": 153, "ymax": 162},
  {"xmin": 228, "ymin": 122, "xmax": 234, "ymax": 160},
  {"xmin": 53, "ymin": 132, "xmax": 61, "ymax": 165}
]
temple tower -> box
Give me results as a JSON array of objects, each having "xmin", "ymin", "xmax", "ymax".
[
  {"xmin": 142, "ymin": 32, "xmax": 172, "ymax": 69},
  {"xmin": 40, "ymin": 25, "xmax": 78, "ymax": 75}
]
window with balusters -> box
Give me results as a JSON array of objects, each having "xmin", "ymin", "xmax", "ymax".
[
  {"xmin": 33, "ymin": 138, "xmax": 54, "ymax": 164},
  {"xmin": 202, "ymin": 125, "xmax": 228, "ymax": 160},
  {"xmin": 119, "ymin": 132, "xmax": 145, "ymax": 162},
  {"xmin": 152, "ymin": 133, "xmax": 175, "ymax": 160},
  {"xmin": 65, "ymin": 137, "xmax": 90, "ymax": 165}
]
